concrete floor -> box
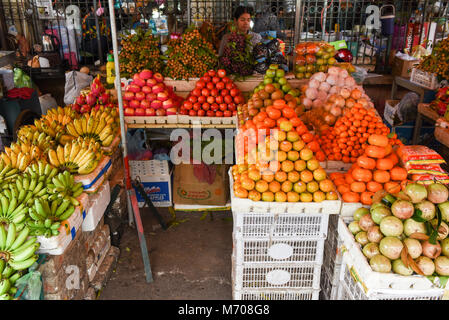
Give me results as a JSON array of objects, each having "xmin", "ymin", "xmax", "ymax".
[{"xmin": 99, "ymin": 208, "xmax": 234, "ymax": 300}]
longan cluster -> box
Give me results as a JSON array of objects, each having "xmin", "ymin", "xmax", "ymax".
[
  {"xmin": 164, "ymin": 29, "xmax": 218, "ymax": 80},
  {"xmin": 119, "ymin": 30, "xmax": 163, "ymax": 78},
  {"xmin": 418, "ymin": 36, "xmax": 449, "ymax": 80}
]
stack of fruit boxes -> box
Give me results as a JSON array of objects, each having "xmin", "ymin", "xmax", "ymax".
[{"xmin": 230, "ymin": 169, "xmax": 341, "ymax": 300}]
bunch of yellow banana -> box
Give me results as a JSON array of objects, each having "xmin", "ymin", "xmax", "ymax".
[
  {"xmin": 16, "ymin": 126, "xmax": 55, "ymax": 153},
  {"xmin": 65, "ymin": 114, "xmax": 115, "ymax": 147},
  {"xmin": 0, "ymin": 149, "xmax": 32, "ymax": 172},
  {"xmin": 42, "ymin": 113, "xmax": 73, "ymax": 126},
  {"xmin": 46, "ymin": 106, "xmax": 78, "ymax": 120},
  {"xmin": 89, "ymin": 106, "xmax": 120, "ymax": 126},
  {"xmin": 9, "ymin": 143, "xmax": 43, "ymax": 163},
  {"xmin": 47, "ymin": 139, "xmax": 101, "ymax": 175},
  {"xmin": 34, "ymin": 118, "xmax": 73, "ymax": 145}
]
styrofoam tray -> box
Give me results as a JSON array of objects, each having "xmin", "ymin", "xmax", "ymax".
[
  {"xmin": 229, "ymin": 169, "xmax": 342, "ymax": 215},
  {"xmin": 75, "ymin": 156, "xmax": 112, "ymax": 193},
  {"xmin": 337, "ymin": 216, "xmax": 441, "ymax": 291},
  {"xmin": 82, "ymin": 182, "xmax": 111, "ymax": 231}
]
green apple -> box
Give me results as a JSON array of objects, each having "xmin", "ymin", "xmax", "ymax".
[
  {"xmin": 264, "ymin": 78, "xmax": 273, "ymax": 84},
  {"xmin": 295, "ymin": 73, "xmax": 304, "ymax": 79},
  {"xmin": 276, "ymin": 69, "xmax": 285, "ymax": 78},
  {"xmin": 265, "ymin": 69, "xmax": 276, "ymax": 78},
  {"xmin": 278, "ymin": 77, "xmax": 287, "ymax": 86},
  {"xmin": 288, "ymin": 89, "xmax": 300, "ymax": 97},
  {"xmin": 273, "ymin": 83, "xmax": 281, "ymax": 89},
  {"xmin": 282, "ymin": 83, "xmax": 292, "ymax": 93},
  {"xmin": 269, "ymin": 64, "xmax": 279, "ymax": 70}
]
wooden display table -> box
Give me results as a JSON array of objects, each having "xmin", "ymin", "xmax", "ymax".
[{"xmin": 435, "ymin": 126, "xmax": 449, "ymax": 148}]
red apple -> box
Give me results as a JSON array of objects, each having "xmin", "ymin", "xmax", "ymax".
[
  {"xmin": 224, "ymin": 95, "xmax": 233, "ymax": 104},
  {"xmin": 221, "ymin": 89, "xmax": 229, "ymax": 97},
  {"xmin": 206, "ymin": 82, "xmax": 215, "ymax": 90},
  {"xmin": 130, "ymin": 100, "xmax": 141, "ymax": 108},
  {"xmin": 207, "ymin": 96, "xmax": 215, "ymax": 104},
  {"xmin": 133, "ymin": 75, "xmax": 146, "ymax": 87},
  {"xmin": 226, "ymin": 83, "xmax": 235, "ymax": 90},
  {"xmin": 210, "ymin": 89, "xmax": 219, "ymax": 97},
  {"xmin": 216, "ymin": 82, "xmax": 225, "ymax": 91},
  {"xmin": 153, "ymin": 73, "xmax": 164, "ymax": 83},
  {"xmin": 151, "ymin": 100, "xmax": 162, "ymax": 109},
  {"xmin": 142, "ymin": 86, "xmax": 152, "ymax": 94},
  {"xmin": 189, "ymin": 110, "xmax": 197, "ymax": 116},
  {"xmin": 152, "ymin": 83, "xmax": 165, "ymax": 94},
  {"xmin": 179, "ymin": 108, "xmax": 188, "ymax": 115},
  {"xmin": 192, "ymin": 88, "xmax": 202, "ymax": 97},
  {"xmin": 211, "ymin": 103, "xmax": 219, "ymax": 111},
  {"xmin": 230, "ymin": 88, "xmax": 240, "ymax": 97},
  {"xmin": 201, "ymin": 88, "xmax": 210, "ymax": 96},
  {"xmin": 215, "ymin": 111, "xmax": 223, "ymax": 117},
  {"xmin": 188, "ymin": 95, "xmax": 198, "ymax": 103},
  {"xmin": 198, "ymin": 109, "xmax": 206, "ymax": 116},
  {"xmin": 146, "ymin": 93, "xmax": 157, "ymax": 102},
  {"xmin": 157, "ymin": 91, "xmax": 169, "ymax": 102},
  {"xmin": 201, "ymin": 75, "xmax": 211, "ymax": 83},
  {"xmin": 215, "ymin": 96, "xmax": 224, "ymax": 104},
  {"xmin": 193, "ymin": 103, "xmax": 201, "ymax": 111},
  {"xmin": 234, "ymin": 95, "xmax": 245, "ymax": 104},
  {"xmin": 222, "ymin": 76, "xmax": 231, "ymax": 83},
  {"xmin": 198, "ymin": 96, "xmax": 206, "ymax": 104},
  {"xmin": 202, "ymin": 102, "xmax": 210, "ymax": 111},
  {"xmin": 223, "ymin": 110, "xmax": 232, "ymax": 117},
  {"xmin": 196, "ymin": 80, "xmax": 206, "ymax": 89},
  {"xmin": 140, "ymin": 100, "xmax": 150, "ymax": 108},
  {"xmin": 123, "ymin": 91, "xmax": 134, "ymax": 101},
  {"xmin": 122, "ymin": 100, "xmax": 129, "ymax": 108},
  {"xmin": 135, "ymin": 92, "xmax": 146, "ymax": 101},
  {"xmin": 232, "ymin": 110, "xmax": 237, "ymax": 116},
  {"xmin": 145, "ymin": 107, "xmax": 156, "ymax": 116},
  {"xmin": 156, "ymin": 108, "xmax": 166, "ymax": 116},
  {"xmin": 162, "ymin": 99, "xmax": 174, "ymax": 109},
  {"xmin": 183, "ymin": 101, "xmax": 193, "ymax": 110},
  {"xmin": 166, "ymin": 107, "xmax": 177, "ymax": 115},
  {"xmin": 124, "ymin": 107, "xmax": 135, "ymax": 116},
  {"xmin": 146, "ymin": 78, "xmax": 157, "ymax": 87},
  {"xmin": 140, "ymin": 69, "xmax": 153, "ymax": 80},
  {"xmin": 212, "ymin": 76, "xmax": 220, "ymax": 84},
  {"xmin": 228, "ymin": 103, "xmax": 236, "ymax": 111},
  {"xmin": 206, "ymin": 110, "xmax": 215, "ymax": 117},
  {"xmin": 128, "ymin": 84, "xmax": 141, "ymax": 93},
  {"xmin": 219, "ymin": 103, "xmax": 227, "ymax": 112}
]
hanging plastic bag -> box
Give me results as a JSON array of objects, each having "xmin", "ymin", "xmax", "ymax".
[
  {"xmin": 397, "ymin": 92, "xmax": 420, "ymax": 123},
  {"xmin": 14, "ymin": 262, "xmax": 43, "ymax": 300},
  {"xmin": 39, "ymin": 93, "xmax": 58, "ymax": 115},
  {"xmin": 127, "ymin": 129, "xmax": 152, "ymax": 160},
  {"xmin": 64, "ymin": 71, "xmax": 93, "ymax": 105},
  {"xmin": 352, "ymin": 66, "xmax": 368, "ymax": 84},
  {"xmin": 13, "ymin": 68, "xmax": 32, "ymax": 89}
]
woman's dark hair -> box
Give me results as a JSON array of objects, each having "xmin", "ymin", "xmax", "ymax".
[{"xmin": 233, "ymin": 5, "xmax": 254, "ymax": 20}]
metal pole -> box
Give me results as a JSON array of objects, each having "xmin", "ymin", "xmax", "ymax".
[
  {"xmin": 187, "ymin": 0, "xmax": 191, "ymax": 26},
  {"xmin": 108, "ymin": 0, "xmax": 153, "ymax": 283},
  {"xmin": 293, "ymin": 0, "xmax": 302, "ymax": 71}
]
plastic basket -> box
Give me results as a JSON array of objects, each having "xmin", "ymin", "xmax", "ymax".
[
  {"xmin": 233, "ymin": 210, "xmax": 329, "ymax": 239},
  {"xmin": 337, "ymin": 217, "xmax": 443, "ymax": 291},
  {"xmin": 337, "ymin": 253, "xmax": 444, "ymax": 300},
  {"xmin": 233, "ymin": 262, "xmax": 322, "ymax": 291},
  {"xmin": 233, "ymin": 288, "xmax": 320, "ymax": 300},
  {"xmin": 326, "ymin": 161, "xmax": 352, "ymax": 173},
  {"xmin": 410, "ymin": 68, "xmax": 439, "ymax": 90},
  {"xmin": 233, "ymin": 235, "xmax": 325, "ymax": 265}
]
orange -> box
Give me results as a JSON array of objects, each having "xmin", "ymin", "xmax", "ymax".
[
  {"xmin": 292, "ymin": 140, "xmax": 305, "ymax": 151},
  {"xmin": 276, "ymin": 150, "xmax": 288, "ymax": 162},
  {"xmin": 373, "ymin": 170, "xmax": 390, "ymax": 183},
  {"xmin": 376, "ymin": 158, "xmax": 394, "ymax": 171},
  {"xmin": 287, "ymin": 191, "xmax": 300, "ymax": 202},
  {"xmin": 300, "ymin": 170, "xmax": 314, "ymax": 183},
  {"xmin": 261, "ymin": 171, "xmax": 275, "ymax": 183},
  {"xmin": 287, "ymin": 150, "xmax": 300, "ymax": 161},
  {"xmin": 360, "ymin": 191, "xmax": 374, "ymax": 205},
  {"xmin": 248, "ymin": 169, "xmax": 261, "ymax": 181},
  {"xmin": 281, "ymin": 181, "xmax": 293, "ymax": 193},
  {"xmin": 337, "ymin": 184, "xmax": 351, "ymax": 194},
  {"xmin": 241, "ymin": 178, "xmax": 255, "ymax": 191},
  {"xmin": 366, "ymin": 181, "xmax": 383, "ymax": 193},
  {"xmin": 269, "ymin": 160, "xmax": 281, "ymax": 172},
  {"xmin": 384, "ymin": 181, "xmax": 401, "ymax": 194},
  {"xmin": 261, "ymin": 191, "xmax": 275, "ymax": 202},
  {"xmin": 294, "ymin": 160, "xmax": 307, "ymax": 171},
  {"xmin": 300, "ymin": 192, "xmax": 313, "ymax": 202},
  {"xmin": 268, "ymin": 181, "xmax": 281, "ymax": 193},
  {"xmin": 248, "ymin": 190, "xmax": 261, "ymax": 201},
  {"xmin": 287, "ymin": 171, "xmax": 300, "ymax": 183},
  {"xmin": 255, "ymin": 180, "xmax": 269, "ymax": 193},
  {"xmin": 299, "ymin": 148, "xmax": 313, "ymax": 161},
  {"xmin": 293, "ymin": 181, "xmax": 307, "ymax": 193},
  {"xmin": 350, "ymin": 181, "xmax": 366, "ymax": 193},
  {"xmin": 281, "ymin": 160, "xmax": 294, "ymax": 172},
  {"xmin": 234, "ymin": 187, "xmax": 248, "ymax": 198},
  {"xmin": 313, "ymin": 168, "xmax": 327, "ymax": 181},
  {"xmin": 279, "ymin": 141, "xmax": 293, "ymax": 152},
  {"xmin": 390, "ymin": 167, "xmax": 407, "ymax": 181},
  {"xmin": 274, "ymin": 191, "xmax": 287, "ymax": 202},
  {"xmin": 342, "ymin": 191, "xmax": 360, "ymax": 203},
  {"xmin": 313, "ymin": 191, "xmax": 326, "ymax": 202},
  {"xmin": 319, "ymin": 179, "xmax": 334, "ymax": 193},
  {"xmin": 275, "ymin": 171, "xmax": 288, "ymax": 183},
  {"xmin": 307, "ymin": 181, "xmax": 319, "ymax": 193}
]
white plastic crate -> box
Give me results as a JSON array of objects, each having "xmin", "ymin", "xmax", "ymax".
[
  {"xmin": 410, "ymin": 68, "xmax": 439, "ymax": 90},
  {"xmin": 337, "ymin": 253, "xmax": 444, "ymax": 300},
  {"xmin": 320, "ymin": 265, "xmax": 341, "ymax": 300},
  {"xmin": 233, "ymin": 289, "xmax": 320, "ymax": 300},
  {"xmin": 82, "ymin": 182, "xmax": 111, "ymax": 231},
  {"xmin": 229, "ymin": 170, "xmax": 342, "ymax": 215},
  {"xmin": 337, "ymin": 217, "xmax": 442, "ymax": 291},
  {"xmin": 233, "ymin": 263, "xmax": 322, "ymax": 291},
  {"xmin": 340, "ymin": 201, "xmax": 370, "ymax": 217},
  {"xmin": 233, "ymin": 210, "xmax": 329, "ymax": 239},
  {"xmin": 233, "ymin": 235, "xmax": 325, "ymax": 265}
]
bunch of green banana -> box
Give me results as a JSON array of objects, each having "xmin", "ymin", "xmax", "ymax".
[
  {"xmin": 28, "ymin": 198, "xmax": 75, "ymax": 237},
  {"xmin": 46, "ymin": 171, "xmax": 83, "ymax": 206},
  {"xmin": 25, "ymin": 161, "xmax": 59, "ymax": 186},
  {"xmin": 48, "ymin": 141, "xmax": 100, "ymax": 175},
  {"xmin": 0, "ymin": 224, "xmax": 39, "ymax": 271},
  {"xmin": 65, "ymin": 114, "xmax": 116, "ymax": 147},
  {"xmin": 0, "ymin": 260, "xmax": 24, "ymax": 300},
  {"xmin": 0, "ymin": 191, "xmax": 29, "ymax": 229},
  {"xmin": 0, "ymin": 160, "xmax": 19, "ymax": 188}
]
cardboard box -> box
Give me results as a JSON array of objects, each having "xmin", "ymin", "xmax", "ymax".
[
  {"xmin": 392, "ymin": 56, "xmax": 419, "ymax": 79},
  {"xmin": 129, "ymin": 160, "xmax": 172, "ymax": 207},
  {"xmin": 173, "ymin": 164, "xmax": 230, "ymax": 206},
  {"xmin": 383, "ymin": 99, "xmax": 401, "ymax": 126}
]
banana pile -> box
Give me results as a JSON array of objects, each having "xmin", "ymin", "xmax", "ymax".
[
  {"xmin": 44, "ymin": 106, "xmax": 77, "ymax": 126},
  {"xmin": 0, "ymin": 148, "xmax": 32, "ymax": 172},
  {"xmin": 0, "ymin": 261, "xmax": 22, "ymax": 300},
  {"xmin": 0, "ymin": 190, "xmax": 29, "ymax": 229},
  {"xmin": 16, "ymin": 127, "xmax": 55, "ymax": 154},
  {"xmin": 0, "ymin": 161, "xmax": 19, "ymax": 187},
  {"xmin": 66, "ymin": 112, "xmax": 117, "ymax": 147},
  {"xmin": 34, "ymin": 119, "xmax": 73, "ymax": 145},
  {"xmin": 28, "ymin": 198, "xmax": 75, "ymax": 237},
  {"xmin": 48, "ymin": 139, "xmax": 101, "ymax": 175},
  {"xmin": 25, "ymin": 162, "xmax": 59, "ymax": 185},
  {"xmin": 46, "ymin": 171, "xmax": 83, "ymax": 207},
  {"xmin": 0, "ymin": 224, "xmax": 38, "ymax": 270}
]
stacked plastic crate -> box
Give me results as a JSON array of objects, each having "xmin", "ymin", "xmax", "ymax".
[{"xmin": 230, "ymin": 170, "xmax": 342, "ymax": 300}]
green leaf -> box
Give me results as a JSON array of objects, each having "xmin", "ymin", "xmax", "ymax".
[
  {"xmin": 428, "ymin": 206, "xmax": 442, "ymax": 245},
  {"xmin": 412, "ymin": 208, "xmax": 428, "ymax": 223}
]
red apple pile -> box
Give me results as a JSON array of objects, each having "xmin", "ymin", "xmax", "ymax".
[
  {"xmin": 123, "ymin": 69, "xmax": 182, "ymax": 117},
  {"xmin": 179, "ymin": 69, "xmax": 244, "ymax": 117},
  {"xmin": 72, "ymin": 75, "xmax": 115, "ymax": 113}
]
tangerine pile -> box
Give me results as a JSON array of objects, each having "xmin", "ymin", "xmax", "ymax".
[
  {"xmin": 319, "ymin": 104, "xmax": 402, "ymax": 163},
  {"xmin": 233, "ymin": 105, "xmax": 337, "ymax": 203},
  {"xmin": 330, "ymin": 134, "xmax": 408, "ymax": 205}
]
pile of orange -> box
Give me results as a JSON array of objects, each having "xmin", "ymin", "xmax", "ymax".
[
  {"xmin": 319, "ymin": 104, "xmax": 402, "ymax": 163},
  {"xmin": 330, "ymin": 134, "xmax": 408, "ymax": 205},
  {"xmin": 238, "ymin": 98, "xmax": 325, "ymax": 164},
  {"xmin": 233, "ymin": 109, "xmax": 337, "ymax": 203}
]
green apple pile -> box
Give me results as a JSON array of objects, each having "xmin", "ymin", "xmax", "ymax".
[{"xmin": 253, "ymin": 64, "xmax": 300, "ymax": 98}]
